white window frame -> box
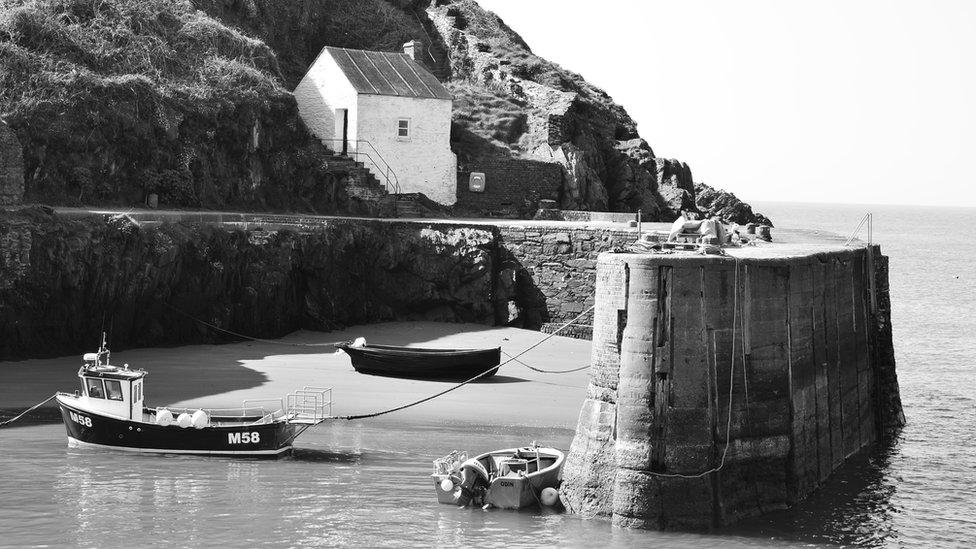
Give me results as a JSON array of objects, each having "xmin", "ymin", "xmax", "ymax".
[
  {"xmin": 85, "ymin": 377, "xmax": 106, "ymax": 399},
  {"xmin": 397, "ymin": 118, "xmax": 411, "ymax": 141},
  {"xmin": 105, "ymin": 379, "xmax": 124, "ymax": 401}
]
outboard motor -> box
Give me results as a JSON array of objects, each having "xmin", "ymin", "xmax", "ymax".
[{"xmin": 457, "ymin": 458, "xmax": 490, "ymax": 507}]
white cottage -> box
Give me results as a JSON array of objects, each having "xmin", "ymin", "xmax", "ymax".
[{"xmin": 294, "ymin": 43, "xmax": 458, "ymax": 205}]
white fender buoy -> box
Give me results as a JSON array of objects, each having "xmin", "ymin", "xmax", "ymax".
[
  {"xmin": 440, "ymin": 478, "xmax": 454, "ymax": 492},
  {"xmin": 176, "ymin": 413, "xmax": 192, "ymax": 428},
  {"xmin": 155, "ymin": 409, "xmax": 174, "ymax": 426},
  {"xmin": 190, "ymin": 410, "xmax": 209, "ymax": 429},
  {"xmin": 540, "ymin": 487, "xmax": 559, "ymax": 507}
]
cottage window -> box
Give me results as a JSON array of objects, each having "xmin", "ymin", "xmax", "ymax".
[
  {"xmin": 86, "ymin": 378, "xmax": 105, "ymax": 399},
  {"xmin": 397, "ymin": 118, "xmax": 411, "ymax": 140},
  {"xmin": 105, "ymin": 380, "xmax": 124, "ymax": 401}
]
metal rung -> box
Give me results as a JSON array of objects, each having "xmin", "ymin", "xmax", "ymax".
[{"xmin": 286, "ymin": 386, "xmax": 334, "ymax": 424}]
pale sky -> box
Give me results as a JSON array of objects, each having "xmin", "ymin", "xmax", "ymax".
[{"xmin": 476, "ymin": 0, "xmax": 976, "ymax": 207}]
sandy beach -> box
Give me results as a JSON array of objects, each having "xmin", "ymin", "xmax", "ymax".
[{"xmin": 0, "ymin": 321, "xmax": 592, "ymax": 429}]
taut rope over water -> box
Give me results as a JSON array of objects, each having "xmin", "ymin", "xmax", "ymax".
[{"xmin": 0, "ymin": 394, "xmax": 58, "ymax": 428}]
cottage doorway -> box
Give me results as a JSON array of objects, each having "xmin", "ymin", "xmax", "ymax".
[{"xmin": 335, "ymin": 108, "xmax": 349, "ymax": 155}]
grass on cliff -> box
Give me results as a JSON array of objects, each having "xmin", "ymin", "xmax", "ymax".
[
  {"xmin": 0, "ymin": 0, "xmax": 353, "ymax": 210},
  {"xmin": 194, "ymin": 0, "xmax": 425, "ymax": 87},
  {"xmin": 0, "ymin": 0, "xmax": 285, "ymax": 117},
  {"xmin": 448, "ymin": 80, "xmax": 547, "ymax": 162}
]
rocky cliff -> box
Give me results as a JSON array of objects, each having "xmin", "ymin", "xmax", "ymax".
[
  {"xmin": 417, "ymin": 0, "xmax": 768, "ymax": 222},
  {"xmin": 0, "ymin": 0, "xmax": 768, "ymax": 222}
]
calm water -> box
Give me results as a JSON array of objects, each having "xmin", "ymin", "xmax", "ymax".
[{"xmin": 1, "ymin": 202, "xmax": 974, "ymax": 548}]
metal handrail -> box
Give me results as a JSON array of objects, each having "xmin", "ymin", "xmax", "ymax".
[
  {"xmin": 844, "ymin": 213, "xmax": 873, "ymax": 246},
  {"xmin": 155, "ymin": 390, "xmax": 334, "ymax": 426},
  {"xmin": 320, "ymin": 138, "xmax": 402, "ymax": 195}
]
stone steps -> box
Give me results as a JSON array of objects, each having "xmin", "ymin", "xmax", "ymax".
[
  {"xmin": 393, "ymin": 194, "xmax": 424, "ymax": 218},
  {"xmin": 320, "ymin": 148, "xmax": 391, "ymax": 208}
]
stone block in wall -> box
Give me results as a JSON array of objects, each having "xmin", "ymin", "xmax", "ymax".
[{"xmin": 0, "ymin": 121, "xmax": 24, "ymax": 206}]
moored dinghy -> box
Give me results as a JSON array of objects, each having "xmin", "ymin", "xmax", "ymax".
[
  {"xmin": 336, "ymin": 338, "xmax": 501, "ymax": 380},
  {"xmin": 432, "ymin": 444, "xmax": 565, "ymax": 510},
  {"xmin": 56, "ymin": 336, "xmax": 334, "ymax": 457}
]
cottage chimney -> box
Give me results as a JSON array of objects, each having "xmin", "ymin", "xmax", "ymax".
[{"xmin": 403, "ymin": 40, "xmax": 425, "ymax": 64}]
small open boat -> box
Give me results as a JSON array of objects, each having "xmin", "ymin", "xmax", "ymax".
[
  {"xmin": 432, "ymin": 444, "xmax": 565, "ymax": 509},
  {"xmin": 55, "ymin": 337, "xmax": 333, "ymax": 457},
  {"xmin": 335, "ymin": 340, "xmax": 501, "ymax": 379}
]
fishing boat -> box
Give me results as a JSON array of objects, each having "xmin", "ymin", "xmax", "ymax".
[
  {"xmin": 55, "ymin": 337, "xmax": 333, "ymax": 457},
  {"xmin": 335, "ymin": 340, "xmax": 501, "ymax": 379},
  {"xmin": 432, "ymin": 444, "xmax": 565, "ymax": 510}
]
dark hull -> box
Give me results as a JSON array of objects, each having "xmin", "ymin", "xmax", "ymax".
[
  {"xmin": 58, "ymin": 399, "xmax": 297, "ymax": 457},
  {"xmin": 338, "ymin": 344, "xmax": 501, "ymax": 379}
]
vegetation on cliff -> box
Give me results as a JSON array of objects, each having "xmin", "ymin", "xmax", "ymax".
[{"xmin": 0, "ymin": 0, "xmax": 376, "ymax": 213}]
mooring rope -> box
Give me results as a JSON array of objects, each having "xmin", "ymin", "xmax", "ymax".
[
  {"xmin": 646, "ymin": 256, "xmax": 740, "ymax": 479},
  {"xmin": 163, "ymin": 303, "xmax": 349, "ymax": 348},
  {"xmin": 165, "ymin": 301, "xmax": 595, "ymax": 375},
  {"xmin": 501, "ymin": 351, "xmax": 592, "ymax": 374},
  {"xmin": 334, "ymin": 305, "xmax": 596, "ymax": 421},
  {"xmin": 0, "ymin": 394, "xmax": 58, "ymax": 428}
]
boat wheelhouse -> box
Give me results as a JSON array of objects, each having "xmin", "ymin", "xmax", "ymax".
[{"xmin": 56, "ymin": 337, "xmax": 333, "ymax": 457}]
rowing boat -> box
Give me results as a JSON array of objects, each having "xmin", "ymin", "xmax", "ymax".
[{"xmin": 335, "ymin": 342, "xmax": 501, "ymax": 379}]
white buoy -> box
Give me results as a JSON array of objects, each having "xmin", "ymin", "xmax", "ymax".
[
  {"xmin": 440, "ymin": 478, "xmax": 454, "ymax": 492},
  {"xmin": 155, "ymin": 409, "xmax": 174, "ymax": 426},
  {"xmin": 351, "ymin": 337, "xmax": 367, "ymax": 348},
  {"xmin": 176, "ymin": 413, "xmax": 192, "ymax": 428},
  {"xmin": 190, "ymin": 410, "xmax": 209, "ymax": 429},
  {"xmin": 540, "ymin": 487, "xmax": 559, "ymax": 507}
]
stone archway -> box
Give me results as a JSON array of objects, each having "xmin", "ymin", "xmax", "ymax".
[{"xmin": 0, "ymin": 120, "xmax": 24, "ymax": 206}]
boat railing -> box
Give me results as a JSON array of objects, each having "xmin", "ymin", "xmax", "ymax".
[
  {"xmin": 286, "ymin": 386, "xmax": 333, "ymax": 425},
  {"xmin": 160, "ymin": 399, "xmax": 285, "ymax": 423}
]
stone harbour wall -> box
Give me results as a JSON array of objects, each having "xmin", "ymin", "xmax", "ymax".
[
  {"xmin": 495, "ymin": 225, "xmax": 636, "ymax": 330},
  {"xmin": 0, "ymin": 208, "xmax": 498, "ymax": 359},
  {"xmin": 0, "ymin": 208, "xmax": 640, "ymax": 358},
  {"xmin": 561, "ymin": 249, "xmax": 905, "ymax": 529}
]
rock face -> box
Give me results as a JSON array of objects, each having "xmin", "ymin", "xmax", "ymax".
[
  {"xmin": 695, "ymin": 182, "xmax": 773, "ymax": 226},
  {"xmin": 0, "ymin": 121, "xmax": 24, "ymax": 206},
  {"xmin": 561, "ymin": 250, "xmax": 904, "ymax": 529},
  {"xmin": 0, "ymin": 209, "xmax": 496, "ymax": 359},
  {"xmin": 418, "ymin": 0, "xmax": 768, "ymax": 223}
]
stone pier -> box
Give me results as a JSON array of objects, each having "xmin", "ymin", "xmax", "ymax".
[{"xmin": 561, "ymin": 243, "xmax": 904, "ymax": 530}]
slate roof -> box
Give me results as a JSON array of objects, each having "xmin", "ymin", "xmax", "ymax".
[{"xmin": 324, "ymin": 47, "xmax": 453, "ymax": 100}]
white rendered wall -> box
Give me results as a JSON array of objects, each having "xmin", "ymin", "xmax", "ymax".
[
  {"xmin": 356, "ymin": 94, "xmax": 457, "ymax": 205},
  {"xmin": 294, "ymin": 52, "xmax": 359, "ymax": 150}
]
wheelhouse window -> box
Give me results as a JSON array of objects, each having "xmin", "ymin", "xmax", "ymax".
[
  {"xmin": 86, "ymin": 378, "xmax": 105, "ymax": 399},
  {"xmin": 397, "ymin": 118, "xmax": 411, "ymax": 140},
  {"xmin": 105, "ymin": 380, "xmax": 123, "ymax": 401}
]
